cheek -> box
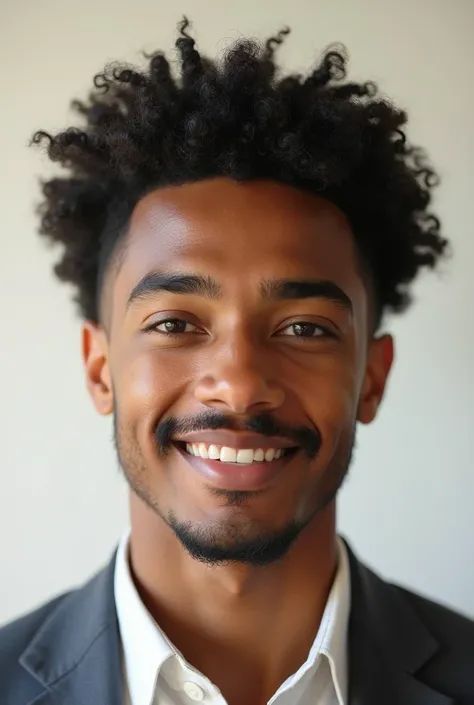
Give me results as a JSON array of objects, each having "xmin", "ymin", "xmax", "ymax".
[
  {"xmin": 113, "ymin": 348, "xmax": 185, "ymax": 426},
  {"xmin": 298, "ymin": 356, "xmax": 359, "ymax": 445}
]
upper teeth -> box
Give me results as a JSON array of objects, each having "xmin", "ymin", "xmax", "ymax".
[{"xmin": 185, "ymin": 444, "xmax": 285, "ymax": 464}]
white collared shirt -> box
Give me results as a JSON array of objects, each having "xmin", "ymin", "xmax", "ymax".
[{"xmin": 114, "ymin": 529, "xmax": 351, "ymax": 705}]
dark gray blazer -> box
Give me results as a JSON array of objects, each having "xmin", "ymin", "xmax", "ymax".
[{"xmin": 1, "ymin": 540, "xmax": 473, "ymax": 705}]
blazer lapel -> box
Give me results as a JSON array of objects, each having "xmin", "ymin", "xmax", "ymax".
[
  {"xmin": 19, "ymin": 550, "xmax": 123, "ymax": 705},
  {"xmin": 344, "ymin": 539, "xmax": 453, "ymax": 705}
]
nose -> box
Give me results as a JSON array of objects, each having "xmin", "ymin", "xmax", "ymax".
[{"xmin": 193, "ymin": 335, "xmax": 285, "ymax": 416}]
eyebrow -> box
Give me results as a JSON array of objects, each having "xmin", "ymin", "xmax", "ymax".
[
  {"xmin": 260, "ymin": 278, "xmax": 352, "ymax": 312},
  {"xmin": 127, "ymin": 272, "xmax": 221, "ymax": 308},
  {"xmin": 127, "ymin": 271, "xmax": 352, "ymax": 314}
]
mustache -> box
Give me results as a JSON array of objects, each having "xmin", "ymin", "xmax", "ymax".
[{"xmin": 156, "ymin": 410, "xmax": 321, "ymax": 460}]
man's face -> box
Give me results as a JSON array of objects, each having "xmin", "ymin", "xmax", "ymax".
[{"xmin": 84, "ymin": 177, "xmax": 392, "ymax": 566}]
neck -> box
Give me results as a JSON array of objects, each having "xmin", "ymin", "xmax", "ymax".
[{"xmin": 127, "ymin": 493, "xmax": 338, "ymax": 703}]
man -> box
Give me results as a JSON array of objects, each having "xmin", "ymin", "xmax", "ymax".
[{"xmin": 1, "ymin": 16, "xmax": 472, "ymax": 705}]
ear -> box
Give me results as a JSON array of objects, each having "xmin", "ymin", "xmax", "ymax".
[
  {"xmin": 357, "ymin": 334, "xmax": 394, "ymax": 425},
  {"xmin": 82, "ymin": 321, "xmax": 113, "ymax": 416}
]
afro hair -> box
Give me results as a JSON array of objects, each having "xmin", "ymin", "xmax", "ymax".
[{"xmin": 31, "ymin": 17, "xmax": 448, "ymax": 330}]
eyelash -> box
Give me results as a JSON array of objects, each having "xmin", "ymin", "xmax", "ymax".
[
  {"xmin": 144, "ymin": 318, "xmax": 336, "ymax": 341},
  {"xmin": 144, "ymin": 319, "xmax": 202, "ymax": 338},
  {"xmin": 277, "ymin": 322, "xmax": 335, "ymax": 339}
]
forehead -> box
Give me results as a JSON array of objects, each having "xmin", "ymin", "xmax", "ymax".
[{"xmin": 112, "ymin": 177, "xmax": 366, "ymax": 315}]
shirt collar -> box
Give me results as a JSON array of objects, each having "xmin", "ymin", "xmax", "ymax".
[
  {"xmin": 114, "ymin": 529, "xmax": 350, "ymax": 705},
  {"xmin": 316, "ymin": 535, "xmax": 351, "ymax": 704},
  {"xmin": 114, "ymin": 529, "xmax": 173, "ymax": 705},
  {"xmin": 269, "ymin": 536, "xmax": 351, "ymax": 705}
]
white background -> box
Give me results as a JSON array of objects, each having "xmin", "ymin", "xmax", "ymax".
[{"xmin": 1, "ymin": 0, "xmax": 473, "ymax": 624}]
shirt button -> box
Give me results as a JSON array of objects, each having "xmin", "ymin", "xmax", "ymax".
[{"xmin": 183, "ymin": 681, "xmax": 204, "ymax": 701}]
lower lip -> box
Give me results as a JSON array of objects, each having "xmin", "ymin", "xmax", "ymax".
[{"xmin": 175, "ymin": 445, "xmax": 297, "ymax": 491}]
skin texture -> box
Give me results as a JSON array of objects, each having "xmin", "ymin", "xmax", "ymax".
[{"xmin": 82, "ymin": 177, "xmax": 393, "ymax": 705}]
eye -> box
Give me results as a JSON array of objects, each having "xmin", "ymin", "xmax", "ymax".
[
  {"xmin": 146, "ymin": 318, "xmax": 202, "ymax": 336},
  {"xmin": 277, "ymin": 322, "xmax": 333, "ymax": 339}
]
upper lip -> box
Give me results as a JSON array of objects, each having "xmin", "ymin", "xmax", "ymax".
[{"xmin": 173, "ymin": 430, "xmax": 298, "ymax": 451}]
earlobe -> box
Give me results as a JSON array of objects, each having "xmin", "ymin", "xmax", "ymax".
[
  {"xmin": 82, "ymin": 321, "xmax": 114, "ymax": 416},
  {"xmin": 357, "ymin": 334, "xmax": 394, "ymax": 425}
]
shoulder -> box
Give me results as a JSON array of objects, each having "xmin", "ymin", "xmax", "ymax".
[
  {"xmin": 0, "ymin": 590, "xmax": 73, "ymax": 698},
  {"xmin": 0, "ymin": 553, "xmax": 117, "ymax": 704},
  {"xmin": 345, "ymin": 539, "xmax": 474, "ymax": 651},
  {"xmin": 396, "ymin": 582, "xmax": 474, "ymax": 653},
  {"xmin": 390, "ymin": 582, "xmax": 474, "ymax": 696},
  {"xmin": 345, "ymin": 539, "xmax": 474, "ymax": 698},
  {"xmin": 0, "ymin": 590, "xmax": 74, "ymax": 653}
]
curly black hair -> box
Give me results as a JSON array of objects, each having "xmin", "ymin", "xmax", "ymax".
[{"xmin": 31, "ymin": 17, "xmax": 447, "ymax": 331}]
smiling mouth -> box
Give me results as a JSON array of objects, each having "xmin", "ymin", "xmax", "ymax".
[{"xmin": 174, "ymin": 441, "xmax": 299, "ymax": 465}]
